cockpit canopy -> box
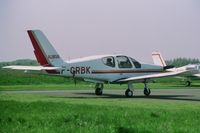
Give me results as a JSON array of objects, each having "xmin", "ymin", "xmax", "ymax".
[
  {"xmin": 102, "ymin": 56, "xmax": 141, "ymax": 68},
  {"xmin": 102, "ymin": 56, "xmax": 115, "ymax": 67}
]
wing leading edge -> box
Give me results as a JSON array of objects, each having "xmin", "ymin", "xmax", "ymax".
[
  {"xmin": 117, "ymin": 69, "xmax": 189, "ymax": 83},
  {"xmin": 194, "ymin": 74, "xmax": 200, "ymax": 77}
]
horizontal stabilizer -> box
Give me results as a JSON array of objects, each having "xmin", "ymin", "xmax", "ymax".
[
  {"xmin": 3, "ymin": 65, "xmax": 62, "ymax": 71},
  {"xmin": 194, "ymin": 74, "xmax": 200, "ymax": 77}
]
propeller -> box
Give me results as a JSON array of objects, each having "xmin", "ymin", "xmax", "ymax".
[{"xmin": 163, "ymin": 65, "xmax": 174, "ymax": 70}]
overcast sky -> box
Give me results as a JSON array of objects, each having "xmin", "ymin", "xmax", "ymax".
[{"xmin": 0, "ymin": 0, "xmax": 200, "ymax": 63}]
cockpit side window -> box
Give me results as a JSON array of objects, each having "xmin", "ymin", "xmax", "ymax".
[
  {"xmin": 130, "ymin": 58, "xmax": 141, "ymax": 68},
  {"xmin": 116, "ymin": 56, "xmax": 132, "ymax": 68},
  {"xmin": 102, "ymin": 56, "xmax": 115, "ymax": 67}
]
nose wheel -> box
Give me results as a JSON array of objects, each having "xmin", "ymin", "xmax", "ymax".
[{"xmin": 95, "ymin": 83, "xmax": 103, "ymax": 95}]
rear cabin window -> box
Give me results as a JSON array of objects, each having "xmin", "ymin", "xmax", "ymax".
[
  {"xmin": 116, "ymin": 56, "xmax": 132, "ymax": 68},
  {"xmin": 130, "ymin": 58, "xmax": 141, "ymax": 68},
  {"xmin": 102, "ymin": 56, "xmax": 115, "ymax": 67}
]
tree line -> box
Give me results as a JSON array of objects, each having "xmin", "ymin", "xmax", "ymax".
[
  {"xmin": 0, "ymin": 59, "xmax": 38, "ymax": 69},
  {"xmin": 166, "ymin": 58, "xmax": 200, "ymax": 67}
]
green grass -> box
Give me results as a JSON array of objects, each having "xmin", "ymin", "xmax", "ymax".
[
  {"xmin": 0, "ymin": 69, "xmax": 72, "ymax": 85},
  {"xmin": 1, "ymin": 93, "xmax": 200, "ymax": 133}
]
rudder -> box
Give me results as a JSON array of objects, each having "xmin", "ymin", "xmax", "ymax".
[{"xmin": 152, "ymin": 51, "xmax": 166, "ymax": 67}]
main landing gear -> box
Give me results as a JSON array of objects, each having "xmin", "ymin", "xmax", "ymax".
[
  {"xmin": 185, "ymin": 80, "xmax": 191, "ymax": 87},
  {"xmin": 143, "ymin": 82, "xmax": 151, "ymax": 96},
  {"xmin": 125, "ymin": 81, "xmax": 151, "ymax": 97},
  {"xmin": 95, "ymin": 83, "xmax": 103, "ymax": 95},
  {"xmin": 125, "ymin": 82, "xmax": 133, "ymax": 97},
  {"xmin": 94, "ymin": 82, "xmax": 151, "ymax": 97}
]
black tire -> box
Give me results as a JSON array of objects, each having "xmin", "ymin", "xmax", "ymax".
[
  {"xmin": 125, "ymin": 89, "xmax": 133, "ymax": 97},
  {"xmin": 186, "ymin": 81, "xmax": 191, "ymax": 87},
  {"xmin": 95, "ymin": 88, "xmax": 103, "ymax": 95},
  {"xmin": 144, "ymin": 88, "xmax": 151, "ymax": 96}
]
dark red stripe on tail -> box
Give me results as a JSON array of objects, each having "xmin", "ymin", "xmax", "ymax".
[
  {"xmin": 27, "ymin": 30, "xmax": 49, "ymax": 66},
  {"xmin": 27, "ymin": 30, "xmax": 59, "ymax": 74}
]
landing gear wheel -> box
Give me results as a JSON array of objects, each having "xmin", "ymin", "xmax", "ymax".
[
  {"xmin": 95, "ymin": 83, "xmax": 104, "ymax": 95},
  {"xmin": 95, "ymin": 88, "xmax": 103, "ymax": 95},
  {"xmin": 144, "ymin": 88, "xmax": 151, "ymax": 96},
  {"xmin": 186, "ymin": 81, "xmax": 191, "ymax": 87},
  {"xmin": 125, "ymin": 89, "xmax": 133, "ymax": 97}
]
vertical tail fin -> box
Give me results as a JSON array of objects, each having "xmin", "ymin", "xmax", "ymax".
[
  {"xmin": 27, "ymin": 30, "xmax": 64, "ymax": 67},
  {"xmin": 152, "ymin": 51, "xmax": 166, "ymax": 67}
]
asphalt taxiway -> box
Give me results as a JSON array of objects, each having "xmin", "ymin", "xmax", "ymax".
[{"xmin": 1, "ymin": 89, "xmax": 200, "ymax": 101}]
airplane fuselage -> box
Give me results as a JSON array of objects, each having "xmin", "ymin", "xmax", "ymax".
[{"xmin": 59, "ymin": 55, "xmax": 164, "ymax": 83}]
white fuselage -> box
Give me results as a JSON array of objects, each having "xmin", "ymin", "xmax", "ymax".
[{"xmin": 60, "ymin": 55, "xmax": 163, "ymax": 83}]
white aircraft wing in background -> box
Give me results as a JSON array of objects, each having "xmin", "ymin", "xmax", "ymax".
[{"xmin": 194, "ymin": 74, "xmax": 200, "ymax": 77}]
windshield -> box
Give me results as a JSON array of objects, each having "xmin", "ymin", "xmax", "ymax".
[
  {"xmin": 116, "ymin": 56, "xmax": 132, "ymax": 68},
  {"xmin": 102, "ymin": 56, "xmax": 115, "ymax": 67}
]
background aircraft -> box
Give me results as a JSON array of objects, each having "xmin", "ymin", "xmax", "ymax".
[
  {"xmin": 4, "ymin": 30, "xmax": 193, "ymax": 97},
  {"xmin": 175, "ymin": 64, "xmax": 200, "ymax": 86},
  {"xmin": 152, "ymin": 52, "xmax": 200, "ymax": 86}
]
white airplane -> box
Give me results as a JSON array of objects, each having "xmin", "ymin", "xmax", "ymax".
[
  {"xmin": 175, "ymin": 64, "xmax": 200, "ymax": 86},
  {"xmin": 174, "ymin": 65, "xmax": 200, "ymax": 86},
  {"xmin": 3, "ymin": 30, "xmax": 193, "ymax": 97},
  {"xmin": 152, "ymin": 53, "xmax": 200, "ymax": 86}
]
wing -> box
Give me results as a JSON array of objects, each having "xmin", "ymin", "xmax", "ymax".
[
  {"xmin": 194, "ymin": 74, "xmax": 200, "ymax": 77},
  {"xmin": 117, "ymin": 69, "xmax": 188, "ymax": 83},
  {"xmin": 3, "ymin": 65, "xmax": 61, "ymax": 71}
]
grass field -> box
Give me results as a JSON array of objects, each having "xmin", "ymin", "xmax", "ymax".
[
  {"xmin": 1, "ymin": 69, "xmax": 200, "ymax": 133},
  {"xmin": 1, "ymin": 93, "xmax": 200, "ymax": 133}
]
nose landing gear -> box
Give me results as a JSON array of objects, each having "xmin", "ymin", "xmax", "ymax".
[{"xmin": 143, "ymin": 81, "xmax": 151, "ymax": 96}]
